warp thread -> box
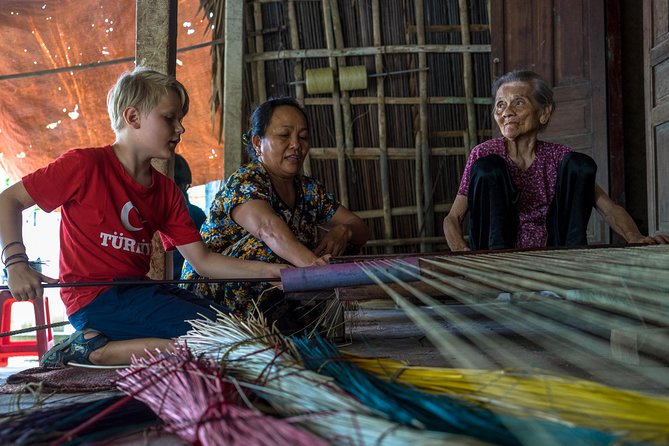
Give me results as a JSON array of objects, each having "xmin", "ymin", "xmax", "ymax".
[{"xmin": 292, "ymin": 333, "xmax": 627, "ymax": 446}]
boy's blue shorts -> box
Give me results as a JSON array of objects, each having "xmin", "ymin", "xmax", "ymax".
[{"xmin": 68, "ymin": 283, "xmax": 228, "ymax": 341}]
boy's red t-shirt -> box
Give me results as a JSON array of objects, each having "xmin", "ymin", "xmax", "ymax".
[{"xmin": 22, "ymin": 146, "xmax": 202, "ymax": 315}]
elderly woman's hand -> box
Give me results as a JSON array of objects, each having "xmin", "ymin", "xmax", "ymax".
[
  {"xmin": 627, "ymin": 233, "xmax": 669, "ymax": 245},
  {"xmin": 313, "ymin": 224, "xmax": 352, "ymax": 257}
]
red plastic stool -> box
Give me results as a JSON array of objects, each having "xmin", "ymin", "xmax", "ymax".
[{"xmin": 0, "ymin": 290, "xmax": 54, "ymax": 366}]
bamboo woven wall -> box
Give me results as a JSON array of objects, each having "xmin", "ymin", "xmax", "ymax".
[{"xmin": 242, "ymin": 0, "xmax": 492, "ymax": 255}]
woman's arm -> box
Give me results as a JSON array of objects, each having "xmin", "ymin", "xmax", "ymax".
[
  {"xmin": 594, "ymin": 185, "xmax": 669, "ymax": 244},
  {"xmin": 0, "ymin": 182, "xmax": 58, "ymax": 300},
  {"xmin": 443, "ymin": 195, "xmax": 471, "ymax": 251},
  {"xmin": 230, "ymin": 199, "xmax": 327, "ymax": 267},
  {"xmin": 178, "ymin": 239, "xmax": 287, "ymax": 279},
  {"xmin": 315, "ymin": 207, "xmax": 370, "ymax": 256}
]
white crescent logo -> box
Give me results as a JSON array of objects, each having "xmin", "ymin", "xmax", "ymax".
[{"xmin": 121, "ymin": 201, "xmax": 144, "ymax": 232}]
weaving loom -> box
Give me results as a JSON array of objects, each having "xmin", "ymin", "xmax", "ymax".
[
  {"xmin": 3, "ymin": 245, "xmax": 669, "ymax": 445},
  {"xmin": 281, "ymin": 244, "xmax": 669, "ymax": 391}
]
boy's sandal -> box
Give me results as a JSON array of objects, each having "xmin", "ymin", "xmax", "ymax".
[{"xmin": 39, "ymin": 329, "xmax": 109, "ymax": 369}]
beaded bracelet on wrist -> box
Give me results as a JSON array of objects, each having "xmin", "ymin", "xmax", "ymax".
[
  {"xmin": 3, "ymin": 252, "xmax": 29, "ymax": 266},
  {"xmin": 4, "ymin": 259, "xmax": 30, "ymax": 269},
  {"xmin": 1, "ymin": 241, "xmax": 25, "ymax": 263}
]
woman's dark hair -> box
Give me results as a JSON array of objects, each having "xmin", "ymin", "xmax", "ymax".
[
  {"xmin": 492, "ymin": 70, "xmax": 555, "ymax": 130},
  {"xmin": 242, "ymin": 97, "xmax": 309, "ymax": 159}
]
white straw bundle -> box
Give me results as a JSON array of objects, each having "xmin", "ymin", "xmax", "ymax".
[{"xmin": 182, "ymin": 310, "xmax": 488, "ymax": 446}]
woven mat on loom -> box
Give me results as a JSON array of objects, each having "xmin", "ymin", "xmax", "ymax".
[{"xmin": 0, "ymin": 367, "xmax": 119, "ymax": 393}]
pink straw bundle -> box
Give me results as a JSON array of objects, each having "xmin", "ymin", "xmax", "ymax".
[{"xmin": 116, "ymin": 346, "xmax": 329, "ymax": 446}]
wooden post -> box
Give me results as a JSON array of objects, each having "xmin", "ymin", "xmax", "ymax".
[
  {"xmin": 288, "ymin": 0, "xmax": 311, "ymax": 175},
  {"xmin": 415, "ymin": 0, "xmax": 434, "ymax": 252},
  {"xmin": 372, "ymin": 0, "xmax": 394, "ymax": 254},
  {"xmin": 330, "ymin": 0, "xmax": 355, "ymax": 186},
  {"xmin": 253, "ymin": 2, "xmax": 267, "ymax": 103},
  {"xmin": 458, "ymin": 0, "xmax": 478, "ymax": 149},
  {"xmin": 223, "ymin": 0, "xmax": 245, "ymax": 182},
  {"xmin": 322, "ymin": 0, "xmax": 349, "ymax": 207},
  {"xmin": 136, "ymin": 0, "xmax": 178, "ymax": 280}
]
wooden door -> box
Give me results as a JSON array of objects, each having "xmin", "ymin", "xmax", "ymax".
[
  {"xmin": 491, "ymin": 0, "xmax": 609, "ymax": 243},
  {"xmin": 644, "ymin": 0, "xmax": 669, "ymax": 235}
]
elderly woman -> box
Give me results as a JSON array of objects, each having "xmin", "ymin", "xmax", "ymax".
[
  {"xmin": 182, "ymin": 97, "xmax": 369, "ymax": 324},
  {"xmin": 444, "ymin": 70, "xmax": 668, "ymax": 251}
]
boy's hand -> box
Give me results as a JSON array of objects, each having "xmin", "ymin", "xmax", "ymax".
[{"xmin": 7, "ymin": 262, "xmax": 57, "ymax": 301}]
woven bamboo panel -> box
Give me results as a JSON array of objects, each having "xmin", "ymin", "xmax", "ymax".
[{"xmin": 242, "ymin": 0, "xmax": 493, "ymax": 254}]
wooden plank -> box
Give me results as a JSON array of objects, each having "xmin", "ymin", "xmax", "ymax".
[
  {"xmin": 605, "ymin": 0, "xmax": 625, "ymax": 245},
  {"xmin": 413, "ymin": 0, "xmax": 431, "ymax": 252},
  {"xmin": 223, "ymin": 0, "xmax": 245, "ymax": 181},
  {"xmin": 321, "ymin": 0, "xmax": 348, "ymax": 207},
  {"xmin": 303, "ymin": 96, "xmax": 493, "ymax": 105},
  {"xmin": 136, "ymin": 0, "xmax": 178, "ymax": 280},
  {"xmin": 244, "ymin": 44, "xmax": 492, "ymax": 62},
  {"xmin": 645, "ymin": 0, "xmax": 669, "ymax": 235},
  {"xmin": 355, "ymin": 202, "xmax": 452, "ymax": 219},
  {"xmin": 330, "ymin": 0, "xmax": 355, "ymax": 209},
  {"xmin": 309, "ymin": 146, "xmax": 467, "ymax": 160},
  {"xmin": 458, "ymin": 0, "xmax": 479, "ymax": 148},
  {"xmin": 372, "ymin": 0, "xmax": 393, "ymax": 254},
  {"xmin": 288, "ymin": 0, "xmax": 310, "ymax": 175},
  {"xmin": 253, "ymin": 1, "xmax": 267, "ymax": 102}
]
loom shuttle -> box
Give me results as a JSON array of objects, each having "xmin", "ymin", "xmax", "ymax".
[{"xmin": 281, "ymin": 257, "xmax": 420, "ymax": 293}]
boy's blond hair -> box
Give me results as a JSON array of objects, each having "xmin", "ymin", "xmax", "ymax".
[{"xmin": 107, "ymin": 66, "xmax": 189, "ymax": 133}]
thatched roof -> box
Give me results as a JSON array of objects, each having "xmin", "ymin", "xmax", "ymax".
[{"xmin": 0, "ymin": 0, "xmax": 222, "ymax": 186}]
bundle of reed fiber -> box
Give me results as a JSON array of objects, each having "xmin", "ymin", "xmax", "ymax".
[
  {"xmin": 292, "ymin": 334, "xmax": 623, "ymax": 446},
  {"xmin": 182, "ymin": 309, "xmax": 489, "ymax": 446},
  {"xmin": 0, "ymin": 394, "xmax": 159, "ymax": 446},
  {"xmin": 116, "ymin": 346, "xmax": 329, "ymax": 446},
  {"xmin": 346, "ymin": 354, "xmax": 669, "ymax": 445}
]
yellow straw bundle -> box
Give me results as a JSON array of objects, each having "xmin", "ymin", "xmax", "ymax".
[{"xmin": 345, "ymin": 354, "xmax": 669, "ymax": 444}]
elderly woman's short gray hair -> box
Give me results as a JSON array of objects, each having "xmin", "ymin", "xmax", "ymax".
[{"xmin": 492, "ymin": 70, "xmax": 555, "ymax": 130}]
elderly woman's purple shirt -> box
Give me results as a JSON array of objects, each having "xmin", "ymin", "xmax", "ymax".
[{"xmin": 458, "ymin": 137, "xmax": 572, "ymax": 248}]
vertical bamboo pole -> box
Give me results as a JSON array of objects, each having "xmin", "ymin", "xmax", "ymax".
[
  {"xmin": 458, "ymin": 0, "xmax": 478, "ymax": 149},
  {"xmin": 415, "ymin": 0, "xmax": 433, "ymax": 252},
  {"xmin": 244, "ymin": 9, "xmax": 258, "ymax": 107},
  {"xmin": 223, "ymin": 0, "xmax": 245, "ymax": 182},
  {"xmin": 372, "ymin": 0, "xmax": 393, "ymax": 254},
  {"xmin": 321, "ymin": 0, "xmax": 348, "ymax": 207},
  {"xmin": 253, "ymin": 2, "xmax": 267, "ymax": 103},
  {"xmin": 136, "ymin": 0, "xmax": 178, "ymax": 279},
  {"xmin": 330, "ymin": 0, "xmax": 355, "ymax": 172},
  {"xmin": 288, "ymin": 0, "xmax": 311, "ymax": 175}
]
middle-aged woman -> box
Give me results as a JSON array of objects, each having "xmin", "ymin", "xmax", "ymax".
[
  {"xmin": 182, "ymin": 97, "xmax": 370, "ymax": 327},
  {"xmin": 443, "ymin": 70, "xmax": 669, "ymax": 252}
]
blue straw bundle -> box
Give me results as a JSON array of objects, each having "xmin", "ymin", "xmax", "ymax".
[{"xmin": 292, "ymin": 333, "xmax": 626, "ymax": 446}]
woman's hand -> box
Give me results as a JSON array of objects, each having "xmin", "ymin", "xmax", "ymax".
[
  {"xmin": 313, "ymin": 225, "xmax": 352, "ymax": 257},
  {"xmin": 627, "ymin": 233, "xmax": 669, "ymax": 245},
  {"xmin": 310, "ymin": 254, "xmax": 331, "ymax": 266}
]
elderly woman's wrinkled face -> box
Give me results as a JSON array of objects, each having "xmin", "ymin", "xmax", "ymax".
[
  {"xmin": 254, "ymin": 105, "xmax": 310, "ymax": 179},
  {"xmin": 493, "ymin": 81, "xmax": 552, "ymax": 141}
]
